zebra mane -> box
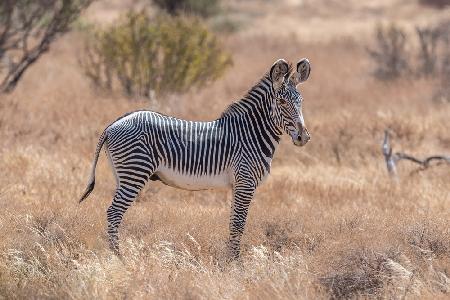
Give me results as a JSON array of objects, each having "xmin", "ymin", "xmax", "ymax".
[
  {"xmin": 285, "ymin": 62, "xmax": 295, "ymax": 80},
  {"xmin": 220, "ymin": 62, "xmax": 294, "ymax": 118}
]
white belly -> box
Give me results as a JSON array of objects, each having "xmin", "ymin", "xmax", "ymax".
[{"xmin": 154, "ymin": 166, "xmax": 232, "ymax": 191}]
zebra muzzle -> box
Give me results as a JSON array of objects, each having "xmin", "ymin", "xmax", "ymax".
[{"xmin": 293, "ymin": 127, "xmax": 310, "ymax": 147}]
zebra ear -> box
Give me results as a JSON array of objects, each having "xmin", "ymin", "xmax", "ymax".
[
  {"xmin": 270, "ymin": 59, "xmax": 289, "ymax": 90},
  {"xmin": 293, "ymin": 58, "xmax": 311, "ymax": 86}
]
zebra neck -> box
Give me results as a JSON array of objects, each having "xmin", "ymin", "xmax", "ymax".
[{"xmin": 219, "ymin": 77, "xmax": 282, "ymax": 160}]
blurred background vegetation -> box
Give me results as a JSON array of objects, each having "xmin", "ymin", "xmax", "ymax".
[
  {"xmin": 0, "ymin": 1, "xmax": 450, "ymax": 299},
  {"xmin": 0, "ymin": 0, "xmax": 93, "ymax": 93},
  {"xmin": 0, "ymin": 0, "xmax": 231, "ymax": 100},
  {"xmin": 80, "ymin": 11, "xmax": 232, "ymax": 99},
  {"xmin": 152, "ymin": 0, "xmax": 220, "ymax": 17},
  {"xmin": 367, "ymin": 21, "xmax": 450, "ymax": 101}
]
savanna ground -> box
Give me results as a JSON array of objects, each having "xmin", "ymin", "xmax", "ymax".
[{"xmin": 1, "ymin": 0, "xmax": 449, "ymax": 298}]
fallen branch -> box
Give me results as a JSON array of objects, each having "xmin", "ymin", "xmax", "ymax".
[{"xmin": 382, "ymin": 130, "xmax": 450, "ymax": 178}]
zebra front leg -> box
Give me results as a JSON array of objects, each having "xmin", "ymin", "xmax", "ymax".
[{"xmin": 228, "ymin": 183, "xmax": 255, "ymax": 260}]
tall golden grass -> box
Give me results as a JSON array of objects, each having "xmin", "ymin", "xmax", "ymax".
[{"xmin": 0, "ymin": 0, "xmax": 449, "ymax": 298}]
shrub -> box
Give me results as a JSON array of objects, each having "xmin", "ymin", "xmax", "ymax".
[
  {"xmin": 367, "ymin": 24, "xmax": 410, "ymax": 79},
  {"xmin": 80, "ymin": 11, "xmax": 232, "ymax": 99},
  {"xmin": 419, "ymin": 0, "xmax": 450, "ymax": 8},
  {"xmin": 415, "ymin": 26, "xmax": 441, "ymax": 76},
  {"xmin": 433, "ymin": 22, "xmax": 450, "ymax": 102},
  {"xmin": 152, "ymin": 0, "xmax": 220, "ymax": 17},
  {"xmin": 368, "ymin": 22, "xmax": 450, "ymax": 83},
  {"xmin": 320, "ymin": 248, "xmax": 423, "ymax": 298}
]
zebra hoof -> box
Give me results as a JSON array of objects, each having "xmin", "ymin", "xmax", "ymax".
[
  {"xmin": 226, "ymin": 246, "xmax": 241, "ymax": 262},
  {"xmin": 109, "ymin": 241, "xmax": 121, "ymax": 256}
]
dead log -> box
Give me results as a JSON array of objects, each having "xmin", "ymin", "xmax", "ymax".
[{"xmin": 382, "ymin": 130, "xmax": 450, "ymax": 178}]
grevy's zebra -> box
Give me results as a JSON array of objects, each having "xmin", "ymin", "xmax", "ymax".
[{"xmin": 80, "ymin": 58, "xmax": 311, "ymax": 259}]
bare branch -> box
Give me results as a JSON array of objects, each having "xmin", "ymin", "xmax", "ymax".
[
  {"xmin": 0, "ymin": 0, "xmax": 93, "ymax": 94},
  {"xmin": 395, "ymin": 153, "xmax": 450, "ymax": 169},
  {"xmin": 382, "ymin": 129, "xmax": 450, "ymax": 179}
]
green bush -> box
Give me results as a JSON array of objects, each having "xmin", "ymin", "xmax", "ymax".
[
  {"xmin": 80, "ymin": 11, "xmax": 232, "ymax": 98},
  {"xmin": 152, "ymin": 0, "xmax": 220, "ymax": 17}
]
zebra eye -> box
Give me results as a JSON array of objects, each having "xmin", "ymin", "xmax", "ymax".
[{"xmin": 278, "ymin": 98, "xmax": 287, "ymax": 105}]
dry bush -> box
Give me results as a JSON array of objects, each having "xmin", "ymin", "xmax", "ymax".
[
  {"xmin": 404, "ymin": 221, "xmax": 450, "ymax": 260},
  {"xmin": 433, "ymin": 20, "xmax": 450, "ymax": 102},
  {"xmin": 368, "ymin": 21, "xmax": 450, "ymax": 103},
  {"xmin": 419, "ymin": 0, "xmax": 450, "ymax": 8},
  {"xmin": 320, "ymin": 249, "xmax": 403, "ymax": 298},
  {"xmin": 367, "ymin": 24, "xmax": 410, "ymax": 79},
  {"xmin": 416, "ymin": 26, "xmax": 441, "ymax": 76},
  {"xmin": 80, "ymin": 11, "xmax": 232, "ymax": 99},
  {"xmin": 152, "ymin": 0, "xmax": 220, "ymax": 17},
  {"xmin": 368, "ymin": 22, "xmax": 450, "ymax": 79},
  {"xmin": 416, "ymin": 21, "xmax": 450, "ymax": 77}
]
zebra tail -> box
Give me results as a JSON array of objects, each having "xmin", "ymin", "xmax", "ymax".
[{"xmin": 79, "ymin": 129, "xmax": 107, "ymax": 203}]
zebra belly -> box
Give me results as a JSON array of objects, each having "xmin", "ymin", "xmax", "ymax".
[{"xmin": 154, "ymin": 166, "xmax": 232, "ymax": 191}]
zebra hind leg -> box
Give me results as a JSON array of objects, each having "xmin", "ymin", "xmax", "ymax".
[
  {"xmin": 106, "ymin": 184, "xmax": 144, "ymax": 255},
  {"xmin": 105, "ymin": 137, "xmax": 156, "ymax": 255}
]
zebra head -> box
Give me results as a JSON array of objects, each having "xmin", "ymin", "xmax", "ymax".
[{"xmin": 270, "ymin": 58, "xmax": 311, "ymax": 146}]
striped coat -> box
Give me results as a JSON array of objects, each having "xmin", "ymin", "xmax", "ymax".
[{"xmin": 80, "ymin": 58, "xmax": 311, "ymax": 259}]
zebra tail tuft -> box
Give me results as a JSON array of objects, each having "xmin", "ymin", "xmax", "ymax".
[
  {"xmin": 79, "ymin": 129, "xmax": 107, "ymax": 203},
  {"xmin": 79, "ymin": 179, "xmax": 95, "ymax": 203}
]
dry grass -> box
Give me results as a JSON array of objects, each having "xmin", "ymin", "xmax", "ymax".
[{"xmin": 0, "ymin": 0, "xmax": 449, "ymax": 299}]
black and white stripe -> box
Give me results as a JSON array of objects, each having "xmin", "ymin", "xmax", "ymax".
[{"xmin": 80, "ymin": 58, "xmax": 311, "ymax": 258}]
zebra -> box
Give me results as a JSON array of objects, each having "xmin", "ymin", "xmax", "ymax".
[{"xmin": 80, "ymin": 58, "xmax": 311, "ymax": 259}]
